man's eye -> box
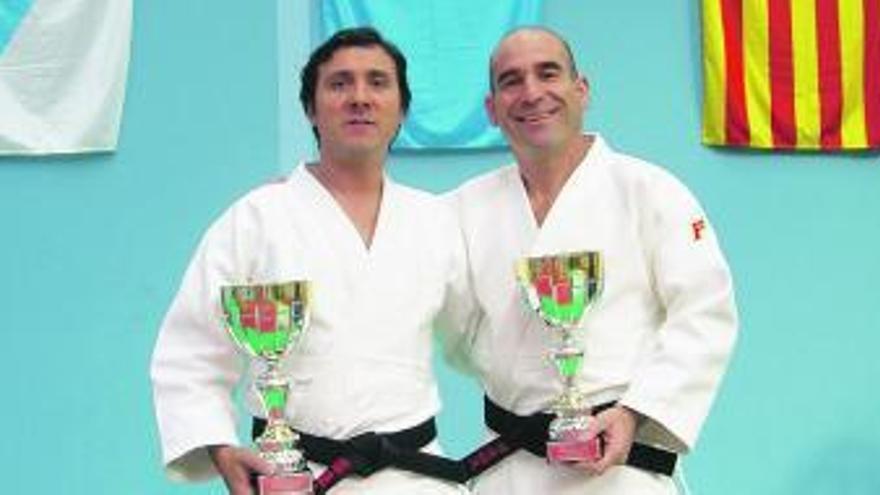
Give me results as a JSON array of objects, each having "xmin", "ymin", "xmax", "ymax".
[{"xmin": 499, "ymin": 77, "xmax": 521, "ymax": 89}]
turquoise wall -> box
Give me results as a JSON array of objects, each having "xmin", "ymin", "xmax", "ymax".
[
  {"xmin": 0, "ymin": 1, "xmax": 278, "ymax": 493},
  {"xmin": 1, "ymin": 1, "xmax": 879, "ymax": 494}
]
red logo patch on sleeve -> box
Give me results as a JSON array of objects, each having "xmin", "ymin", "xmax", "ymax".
[{"xmin": 691, "ymin": 218, "xmax": 706, "ymax": 241}]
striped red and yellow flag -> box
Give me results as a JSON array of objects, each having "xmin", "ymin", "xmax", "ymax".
[{"xmin": 702, "ymin": 0, "xmax": 880, "ymax": 150}]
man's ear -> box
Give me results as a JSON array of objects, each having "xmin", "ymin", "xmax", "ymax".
[
  {"xmin": 485, "ymin": 94, "xmax": 498, "ymax": 126},
  {"xmin": 577, "ymin": 75, "xmax": 589, "ymax": 107}
]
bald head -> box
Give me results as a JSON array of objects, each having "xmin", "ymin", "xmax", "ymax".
[{"xmin": 488, "ymin": 27, "xmax": 580, "ymax": 92}]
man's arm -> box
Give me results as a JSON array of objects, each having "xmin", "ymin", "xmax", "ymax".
[
  {"xmin": 150, "ymin": 205, "xmax": 260, "ymax": 482},
  {"xmin": 433, "ymin": 191, "xmax": 484, "ymax": 375},
  {"xmin": 618, "ymin": 172, "xmax": 739, "ymax": 453}
]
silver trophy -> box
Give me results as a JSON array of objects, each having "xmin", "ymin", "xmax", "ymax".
[
  {"xmin": 221, "ymin": 281, "xmax": 314, "ymax": 494},
  {"xmin": 516, "ymin": 251, "xmax": 604, "ymax": 463}
]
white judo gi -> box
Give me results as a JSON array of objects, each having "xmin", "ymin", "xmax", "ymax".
[
  {"xmin": 151, "ymin": 164, "xmax": 471, "ymax": 494},
  {"xmin": 451, "ymin": 135, "xmax": 738, "ymax": 494}
]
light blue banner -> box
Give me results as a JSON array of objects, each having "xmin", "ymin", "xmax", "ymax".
[
  {"xmin": 321, "ymin": 0, "xmax": 542, "ymax": 150},
  {"xmin": 0, "ymin": 0, "xmax": 33, "ymax": 55}
]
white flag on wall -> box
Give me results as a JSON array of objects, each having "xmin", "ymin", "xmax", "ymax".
[{"xmin": 0, "ymin": 0, "xmax": 132, "ymax": 155}]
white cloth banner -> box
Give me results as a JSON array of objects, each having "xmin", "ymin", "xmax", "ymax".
[{"xmin": 0, "ymin": 0, "xmax": 132, "ymax": 155}]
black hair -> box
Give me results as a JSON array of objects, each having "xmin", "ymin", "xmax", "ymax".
[{"xmin": 299, "ymin": 26, "xmax": 411, "ymax": 143}]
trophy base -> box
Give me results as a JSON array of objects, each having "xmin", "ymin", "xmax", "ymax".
[
  {"xmin": 547, "ymin": 436, "xmax": 602, "ymax": 463},
  {"xmin": 257, "ymin": 472, "xmax": 314, "ymax": 495}
]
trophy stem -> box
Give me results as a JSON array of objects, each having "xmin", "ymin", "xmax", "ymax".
[
  {"xmin": 254, "ymin": 357, "xmax": 308, "ymax": 476},
  {"xmin": 259, "ymin": 358, "xmax": 287, "ymax": 423},
  {"xmin": 551, "ymin": 328, "xmax": 586, "ymax": 413},
  {"xmin": 552, "ymin": 330, "xmax": 583, "ymax": 381}
]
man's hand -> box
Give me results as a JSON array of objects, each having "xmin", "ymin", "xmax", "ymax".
[
  {"xmin": 577, "ymin": 406, "xmax": 640, "ymax": 476},
  {"xmin": 208, "ymin": 445, "xmax": 273, "ymax": 495}
]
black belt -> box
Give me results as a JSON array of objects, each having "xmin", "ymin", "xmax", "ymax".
[
  {"xmin": 470, "ymin": 396, "xmax": 678, "ymax": 477},
  {"xmin": 250, "ymin": 397, "xmax": 677, "ymax": 491},
  {"xmin": 252, "ymin": 417, "xmax": 467, "ymax": 493}
]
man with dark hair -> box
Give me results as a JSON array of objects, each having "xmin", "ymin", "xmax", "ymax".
[
  {"xmin": 299, "ymin": 27, "xmax": 412, "ymax": 144},
  {"xmin": 151, "ymin": 27, "xmax": 471, "ymax": 494},
  {"xmin": 451, "ymin": 27, "xmax": 738, "ymax": 494}
]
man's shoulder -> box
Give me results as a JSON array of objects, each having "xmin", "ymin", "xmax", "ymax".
[
  {"xmin": 601, "ymin": 146, "xmax": 704, "ymax": 215},
  {"xmin": 388, "ymin": 182, "xmax": 451, "ymax": 222},
  {"xmin": 237, "ymin": 168, "xmax": 300, "ymax": 206},
  {"xmin": 602, "ymin": 145, "xmax": 688, "ymax": 192},
  {"xmin": 205, "ymin": 170, "xmax": 299, "ymax": 229},
  {"xmin": 388, "ymin": 181, "xmax": 462, "ymax": 226},
  {"xmin": 452, "ymin": 164, "xmax": 518, "ymax": 200},
  {"xmin": 387, "ymin": 182, "xmax": 464, "ymax": 245}
]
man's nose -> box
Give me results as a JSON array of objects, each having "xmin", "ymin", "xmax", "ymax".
[
  {"xmin": 521, "ymin": 76, "xmax": 543, "ymax": 103},
  {"xmin": 348, "ymin": 81, "xmax": 372, "ymax": 108}
]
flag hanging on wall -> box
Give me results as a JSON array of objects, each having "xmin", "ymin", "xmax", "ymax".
[
  {"xmin": 0, "ymin": 0, "xmax": 132, "ymax": 155},
  {"xmin": 702, "ymin": 0, "xmax": 880, "ymax": 150},
  {"xmin": 321, "ymin": 0, "xmax": 542, "ymax": 149}
]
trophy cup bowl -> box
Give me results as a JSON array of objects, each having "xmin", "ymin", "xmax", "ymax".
[
  {"xmin": 221, "ymin": 281, "xmax": 314, "ymax": 495},
  {"xmin": 515, "ymin": 251, "xmax": 604, "ymax": 463}
]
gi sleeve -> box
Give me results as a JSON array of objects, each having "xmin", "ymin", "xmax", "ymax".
[
  {"xmin": 433, "ymin": 191, "xmax": 484, "ymax": 375},
  {"xmin": 618, "ymin": 172, "xmax": 738, "ymax": 453},
  {"xmin": 149, "ymin": 203, "xmax": 256, "ymax": 481}
]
